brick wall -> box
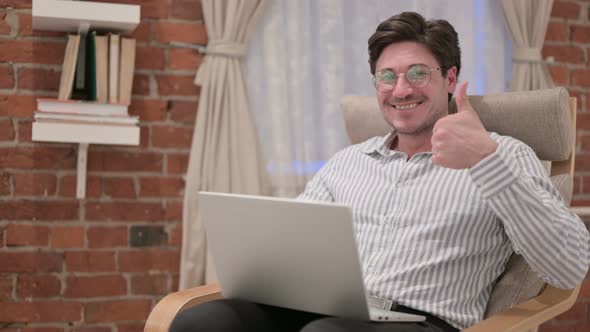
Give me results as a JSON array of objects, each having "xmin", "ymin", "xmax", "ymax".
[
  {"xmin": 542, "ymin": 2, "xmax": 589, "ymax": 331},
  {"xmin": 0, "ymin": 0, "xmax": 205, "ymax": 331},
  {"xmin": 1, "ymin": 0, "xmax": 588, "ymax": 331}
]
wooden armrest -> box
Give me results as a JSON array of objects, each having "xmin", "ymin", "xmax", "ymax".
[
  {"xmin": 144, "ymin": 283, "xmax": 223, "ymax": 332},
  {"xmin": 463, "ymin": 284, "xmax": 581, "ymax": 332}
]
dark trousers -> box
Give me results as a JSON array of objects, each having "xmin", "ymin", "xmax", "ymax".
[{"xmin": 169, "ymin": 299, "xmax": 459, "ymax": 332}]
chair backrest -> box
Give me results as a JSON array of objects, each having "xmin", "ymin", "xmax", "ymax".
[{"xmin": 340, "ymin": 87, "xmax": 577, "ymax": 317}]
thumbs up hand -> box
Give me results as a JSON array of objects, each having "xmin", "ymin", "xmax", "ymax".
[{"xmin": 431, "ymin": 82, "xmax": 498, "ymax": 169}]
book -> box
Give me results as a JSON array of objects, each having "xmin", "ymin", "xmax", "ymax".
[
  {"xmin": 37, "ymin": 98, "xmax": 128, "ymax": 117},
  {"xmin": 108, "ymin": 33, "xmax": 120, "ymax": 103},
  {"xmin": 118, "ymin": 37, "xmax": 136, "ymax": 105},
  {"xmin": 32, "ymin": 120, "xmax": 140, "ymax": 146},
  {"xmin": 85, "ymin": 31, "xmax": 97, "ymax": 101},
  {"xmin": 94, "ymin": 34, "xmax": 109, "ymax": 103},
  {"xmin": 75, "ymin": 31, "xmax": 87, "ymax": 90},
  {"xmin": 58, "ymin": 34, "xmax": 81, "ymax": 100},
  {"xmin": 35, "ymin": 112, "xmax": 139, "ymax": 125}
]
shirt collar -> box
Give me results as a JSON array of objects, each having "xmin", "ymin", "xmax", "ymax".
[{"xmin": 360, "ymin": 131, "xmax": 398, "ymax": 156}]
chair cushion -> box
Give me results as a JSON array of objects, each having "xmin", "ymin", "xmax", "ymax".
[{"xmin": 341, "ymin": 87, "xmax": 573, "ymax": 161}]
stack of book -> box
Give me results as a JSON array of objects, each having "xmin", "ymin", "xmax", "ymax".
[{"xmin": 32, "ymin": 31, "xmax": 139, "ymax": 144}]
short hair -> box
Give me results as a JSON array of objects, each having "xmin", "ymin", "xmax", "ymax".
[{"xmin": 368, "ymin": 12, "xmax": 461, "ymax": 80}]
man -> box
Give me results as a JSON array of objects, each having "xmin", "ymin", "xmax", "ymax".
[{"xmin": 170, "ymin": 12, "xmax": 590, "ymax": 332}]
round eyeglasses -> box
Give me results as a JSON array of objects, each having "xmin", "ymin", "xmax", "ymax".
[{"xmin": 372, "ymin": 64, "xmax": 442, "ymax": 92}]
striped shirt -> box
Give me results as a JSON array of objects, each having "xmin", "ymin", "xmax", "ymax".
[{"xmin": 298, "ymin": 131, "xmax": 590, "ymax": 330}]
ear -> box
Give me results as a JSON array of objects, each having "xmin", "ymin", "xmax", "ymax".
[{"xmin": 445, "ymin": 66, "xmax": 458, "ymax": 94}]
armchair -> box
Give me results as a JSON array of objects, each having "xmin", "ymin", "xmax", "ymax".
[{"xmin": 145, "ymin": 88, "xmax": 581, "ymax": 332}]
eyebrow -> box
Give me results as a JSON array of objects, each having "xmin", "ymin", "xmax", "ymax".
[{"xmin": 378, "ymin": 63, "xmax": 428, "ymax": 72}]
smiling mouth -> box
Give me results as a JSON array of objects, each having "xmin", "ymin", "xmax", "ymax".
[{"xmin": 391, "ymin": 100, "xmax": 424, "ymax": 111}]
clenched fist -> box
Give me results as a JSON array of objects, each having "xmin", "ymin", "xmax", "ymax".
[{"xmin": 431, "ymin": 82, "xmax": 498, "ymax": 169}]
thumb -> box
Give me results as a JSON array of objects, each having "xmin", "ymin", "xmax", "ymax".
[{"xmin": 454, "ymin": 81, "xmax": 472, "ymax": 113}]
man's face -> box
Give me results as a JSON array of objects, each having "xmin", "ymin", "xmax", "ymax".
[{"xmin": 374, "ymin": 41, "xmax": 457, "ymax": 137}]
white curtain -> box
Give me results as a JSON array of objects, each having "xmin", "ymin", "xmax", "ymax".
[
  {"xmin": 179, "ymin": 0, "xmax": 270, "ymax": 290},
  {"xmin": 501, "ymin": 0, "xmax": 555, "ymax": 91},
  {"xmin": 246, "ymin": 0, "xmax": 512, "ymax": 197}
]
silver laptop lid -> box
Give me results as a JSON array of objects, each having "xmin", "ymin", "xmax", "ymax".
[{"xmin": 198, "ymin": 191, "xmax": 371, "ymax": 320}]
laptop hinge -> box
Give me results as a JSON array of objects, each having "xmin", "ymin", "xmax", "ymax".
[{"xmin": 367, "ymin": 295, "xmax": 397, "ymax": 311}]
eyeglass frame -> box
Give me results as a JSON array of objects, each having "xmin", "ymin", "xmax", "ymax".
[{"xmin": 372, "ymin": 64, "xmax": 443, "ymax": 92}]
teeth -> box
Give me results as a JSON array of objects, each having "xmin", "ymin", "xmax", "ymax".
[{"xmin": 395, "ymin": 103, "xmax": 418, "ymax": 110}]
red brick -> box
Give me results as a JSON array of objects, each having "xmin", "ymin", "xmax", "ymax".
[
  {"xmin": 167, "ymin": 153, "xmax": 189, "ymax": 174},
  {"xmin": 138, "ymin": 125, "xmax": 149, "ymax": 149},
  {"xmin": 551, "ymin": 1, "xmax": 581, "ymax": 19},
  {"xmin": 16, "ymin": 274, "xmax": 61, "ymax": 298},
  {"xmin": 128, "ymin": 99, "xmax": 166, "ymax": 122},
  {"xmin": 17, "ymin": 67, "xmax": 61, "ymax": 91},
  {"xmin": 130, "ymin": 274, "xmax": 168, "ymax": 295},
  {"xmin": 168, "ymin": 48, "xmax": 203, "ymax": 71},
  {"xmin": 64, "ymin": 251, "xmax": 116, "ymax": 272},
  {"xmin": 0, "ymin": 172, "xmax": 9, "ymax": 196},
  {"xmin": 164, "ymin": 201, "xmax": 182, "ymax": 221},
  {"xmin": 571, "ymin": 25, "xmax": 590, "ymax": 43},
  {"xmin": 0, "ymin": 94, "xmax": 37, "ymax": 117},
  {"xmin": 136, "ymin": 46, "xmax": 165, "ymax": 70},
  {"xmin": 58, "ymin": 175, "xmax": 101, "ymax": 198},
  {"xmin": 17, "ymin": 119, "xmax": 32, "ymax": 143},
  {"xmin": 131, "ymin": 21, "xmax": 149, "ymax": 43},
  {"xmin": 0, "ymin": 275, "xmax": 13, "ymax": 301},
  {"xmin": 51, "ymin": 226, "xmax": 85, "ymax": 249},
  {"xmin": 546, "ymin": 22, "xmax": 568, "ymax": 42},
  {"xmin": 118, "ymin": 249, "xmax": 180, "ymax": 272},
  {"xmin": 139, "ymin": 176, "xmax": 184, "ymax": 197},
  {"xmin": 86, "ymin": 202, "xmax": 165, "ymax": 222},
  {"xmin": 169, "ymin": 100, "xmax": 198, "ymax": 124},
  {"xmin": 547, "ymin": 65, "xmax": 569, "ymax": 86},
  {"xmin": 87, "ymin": 226, "xmax": 128, "ymax": 248},
  {"xmin": 5, "ymin": 224, "xmax": 50, "ymax": 246},
  {"xmin": 0, "ymin": 146, "xmax": 76, "ymax": 170},
  {"xmin": 88, "ymin": 150, "xmax": 163, "ymax": 172},
  {"xmin": 156, "ymin": 74, "xmax": 199, "ymax": 96},
  {"xmin": 572, "ymin": 69, "xmax": 590, "ymax": 87},
  {"xmin": 542, "ymin": 45, "xmax": 584, "ymax": 64},
  {"xmin": 0, "ymin": 1, "xmax": 31, "ymax": 9},
  {"xmin": 0, "ymin": 301, "xmax": 82, "ymax": 322},
  {"xmin": 84, "ymin": 299, "xmax": 152, "ymax": 323},
  {"xmin": 540, "ymin": 321, "xmax": 589, "ymax": 332},
  {"xmin": 13, "ymin": 173, "xmax": 57, "ymax": 196},
  {"xmin": 0, "ymin": 118, "xmax": 15, "ymax": 141},
  {"xmin": 64, "ymin": 275, "xmax": 126, "ymax": 298},
  {"xmin": 171, "ymin": 0, "xmax": 203, "ymax": 20},
  {"xmin": 131, "ymin": 73, "xmax": 150, "ymax": 96},
  {"xmin": 169, "ymin": 223, "xmax": 181, "ymax": 246},
  {"xmin": 0, "ymin": 252, "xmax": 62, "ymax": 273},
  {"xmin": 152, "ymin": 126, "xmax": 193, "ymax": 148},
  {"xmin": 116, "ymin": 324, "xmax": 144, "ymax": 332},
  {"xmin": 0, "ymin": 40, "xmax": 64, "ymax": 65},
  {"xmin": 103, "ymin": 177, "xmax": 136, "ymax": 199},
  {"xmin": 155, "ymin": 22, "xmax": 207, "ymax": 45},
  {"xmin": 0, "ymin": 200, "xmax": 79, "ymax": 221},
  {"xmin": 0, "ymin": 65, "xmax": 14, "ymax": 88}
]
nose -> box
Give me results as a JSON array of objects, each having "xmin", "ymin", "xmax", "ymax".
[{"xmin": 391, "ymin": 75, "xmax": 414, "ymax": 99}]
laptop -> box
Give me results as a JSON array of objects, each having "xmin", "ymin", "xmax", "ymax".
[{"xmin": 198, "ymin": 191, "xmax": 426, "ymax": 322}]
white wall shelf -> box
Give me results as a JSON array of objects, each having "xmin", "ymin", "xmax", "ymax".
[
  {"xmin": 31, "ymin": 0, "xmax": 141, "ymax": 199},
  {"xmin": 32, "ymin": 120, "xmax": 140, "ymax": 199},
  {"xmin": 32, "ymin": 0, "xmax": 141, "ymax": 34}
]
